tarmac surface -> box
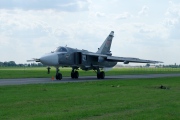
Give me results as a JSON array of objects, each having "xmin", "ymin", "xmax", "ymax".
[{"xmin": 0, "ymin": 73, "xmax": 180, "ymax": 86}]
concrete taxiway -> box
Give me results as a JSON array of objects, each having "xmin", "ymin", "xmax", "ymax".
[{"xmin": 0, "ymin": 73, "xmax": 180, "ymax": 86}]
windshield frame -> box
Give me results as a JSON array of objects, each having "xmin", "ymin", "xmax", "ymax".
[{"xmin": 55, "ymin": 47, "xmax": 68, "ymax": 53}]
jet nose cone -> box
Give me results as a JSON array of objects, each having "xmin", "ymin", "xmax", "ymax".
[{"xmin": 40, "ymin": 53, "xmax": 59, "ymax": 66}]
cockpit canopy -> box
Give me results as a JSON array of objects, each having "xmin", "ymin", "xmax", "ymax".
[{"xmin": 55, "ymin": 47, "xmax": 67, "ymax": 52}]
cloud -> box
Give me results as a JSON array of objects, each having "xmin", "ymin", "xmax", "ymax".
[
  {"xmin": 164, "ymin": 18, "xmax": 178, "ymax": 26},
  {"xmin": 116, "ymin": 12, "xmax": 131, "ymax": 19},
  {"xmin": 57, "ymin": 0, "xmax": 90, "ymax": 12},
  {"xmin": 0, "ymin": 0, "xmax": 179, "ymax": 64},
  {"xmin": 95, "ymin": 12, "xmax": 105, "ymax": 17},
  {"xmin": 0, "ymin": 35, "xmax": 10, "ymax": 46},
  {"xmin": 138, "ymin": 5, "xmax": 149, "ymax": 16},
  {"xmin": 165, "ymin": 1, "xmax": 180, "ymax": 17},
  {"xmin": 0, "ymin": 0, "xmax": 90, "ymax": 12},
  {"xmin": 164, "ymin": 1, "xmax": 180, "ymax": 40}
]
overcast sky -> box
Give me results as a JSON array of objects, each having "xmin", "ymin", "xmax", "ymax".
[{"xmin": 0, "ymin": 0, "xmax": 180, "ymax": 65}]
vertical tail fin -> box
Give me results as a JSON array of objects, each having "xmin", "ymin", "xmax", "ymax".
[{"xmin": 96, "ymin": 31, "xmax": 114, "ymax": 55}]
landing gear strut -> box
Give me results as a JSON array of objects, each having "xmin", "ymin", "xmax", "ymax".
[
  {"xmin": 71, "ymin": 68, "xmax": 79, "ymax": 79},
  {"xmin": 55, "ymin": 67, "xmax": 62, "ymax": 80},
  {"xmin": 96, "ymin": 68, "xmax": 105, "ymax": 79}
]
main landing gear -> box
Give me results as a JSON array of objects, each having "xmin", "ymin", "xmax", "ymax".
[
  {"xmin": 55, "ymin": 67, "xmax": 62, "ymax": 80},
  {"xmin": 97, "ymin": 71, "xmax": 105, "ymax": 79},
  {"xmin": 54, "ymin": 67, "xmax": 104, "ymax": 80},
  {"xmin": 71, "ymin": 68, "xmax": 79, "ymax": 79},
  {"xmin": 96, "ymin": 68, "xmax": 105, "ymax": 79}
]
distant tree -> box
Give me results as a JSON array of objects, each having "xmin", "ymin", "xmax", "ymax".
[
  {"xmin": 9, "ymin": 61, "xmax": 16, "ymax": 66},
  {"xmin": 0, "ymin": 62, "xmax": 3, "ymax": 66},
  {"xmin": 146, "ymin": 63, "xmax": 150, "ymax": 67},
  {"xmin": 31, "ymin": 63, "xmax": 36, "ymax": 67},
  {"xmin": 38, "ymin": 63, "xmax": 44, "ymax": 67},
  {"xmin": 17, "ymin": 64, "xmax": 24, "ymax": 67},
  {"xmin": 28, "ymin": 64, "xmax": 31, "ymax": 67},
  {"xmin": 0, "ymin": 60, "xmax": 46, "ymax": 67},
  {"xmin": 3, "ymin": 61, "xmax": 8, "ymax": 66}
]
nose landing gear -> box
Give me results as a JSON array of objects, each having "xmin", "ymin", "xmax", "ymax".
[{"xmin": 55, "ymin": 68, "xmax": 62, "ymax": 80}]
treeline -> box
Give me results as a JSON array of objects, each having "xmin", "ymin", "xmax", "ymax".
[
  {"xmin": 162, "ymin": 64, "xmax": 180, "ymax": 68},
  {"xmin": 0, "ymin": 61, "xmax": 44, "ymax": 67},
  {"xmin": 146, "ymin": 63, "xmax": 180, "ymax": 68}
]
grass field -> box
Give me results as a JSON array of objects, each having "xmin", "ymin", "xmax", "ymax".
[
  {"xmin": 0, "ymin": 77, "xmax": 179, "ymax": 120},
  {"xmin": 0, "ymin": 67, "xmax": 180, "ymax": 79}
]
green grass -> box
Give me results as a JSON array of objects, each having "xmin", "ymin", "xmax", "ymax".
[
  {"xmin": 0, "ymin": 67, "xmax": 180, "ymax": 79},
  {"xmin": 0, "ymin": 77, "xmax": 180, "ymax": 120}
]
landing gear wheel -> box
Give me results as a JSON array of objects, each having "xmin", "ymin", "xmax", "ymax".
[
  {"xmin": 74, "ymin": 71, "xmax": 79, "ymax": 79},
  {"xmin": 97, "ymin": 73, "xmax": 101, "ymax": 79},
  {"xmin": 100, "ymin": 71, "xmax": 105, "ymax": 79},
  {"xmin": 71, "ymin": 71, "xmax": 79, "ymax": 79},
  {"xmin": 97, "ymin": 71, "xmax": 105, "ymax": 79},
  {"xmin": 56, "ymin": 73, "xmax": 62, "ymax": 80},
  {"xmin": 71, "ymin": 72, "xmax": 75, "ymax": 79}
]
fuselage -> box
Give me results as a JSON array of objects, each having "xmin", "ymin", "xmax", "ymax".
[{"xmin": 40, "ymin": 46, "xmax": 117, "ymax": 70}]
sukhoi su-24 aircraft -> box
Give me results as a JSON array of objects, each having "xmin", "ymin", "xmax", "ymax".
[{"xmin": 28, "ymin": 31, "xmax": 162, "ymax": 80}]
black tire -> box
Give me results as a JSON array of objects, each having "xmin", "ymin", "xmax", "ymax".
[
  {"xmin": 56, "ymin": 73, "xmax": 62, "ymax": 80},
  {"xmin": 71, "ymin": 72, "xmax": 75, "ymax": 79},
  {"xmin": 56, "ymin": 74, "xmax": 58, "ymax": 80},
  {"xmin": 74, "ymin": 71, "xmax": 79, "ymax": 79},
  {"xmin": 59, "ymin": 73, "xmax": 62, "ymax": 80},
  {"xmin": 100, "ymin": 71, "xmax": 105, "ymax": 79},
  {"xmin": 97, "ymin": 73, "xmax": 101, "ymax": 79}
]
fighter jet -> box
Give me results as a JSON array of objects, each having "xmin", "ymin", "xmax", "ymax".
[{"xmin": 27, "ymin": 31, "xmax": 162, "ymax": 80}]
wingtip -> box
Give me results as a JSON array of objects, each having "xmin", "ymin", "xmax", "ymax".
[{"xmin": 155, "ymin": 61, "xmax": 163, "ymax": 64}]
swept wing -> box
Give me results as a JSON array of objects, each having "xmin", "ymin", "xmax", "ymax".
[{"xmin": 83, "ymin": 52, "xmax": 162, "ymax": 64}]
